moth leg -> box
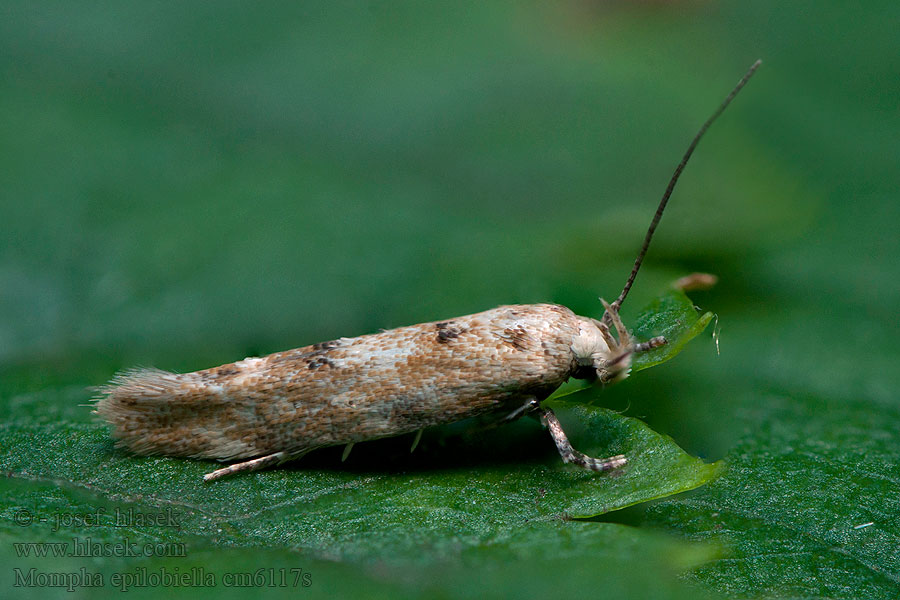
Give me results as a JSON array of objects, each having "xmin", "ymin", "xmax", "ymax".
[
  {"xmin": 203, "ymin": 450, "xmax": 309, "ymax": 482},
  {"xmin": 593, "ymin": 319, "xmax": 619, "ymax": 352},
  {"xmin": 600, "ymin": 298, "xmax": 631, "ymax": 348},
  {"xmin": 596, "ymin": 344, "xmax": 634, "ymax": 384},
  {"xmin": 341, "ymin": 443, "xmax": 355, "ymax": 462},
  {"xmin": 595, "ymin": 334, "xmax": 668, "ymax": 384},
  {"xmin": 410, "ymin": 429, "xmax": 424, "ymax": 453},
  {"xmin": 503, "ymin": 397, "xmax": 541, "ymax": 423},
  {"xmin": 540, "ymin": 408, "xmax": 626, "ymax": 472},
  {"xmin": 633, "ymin": 336, "xmax": 667, "ymax": 353}
]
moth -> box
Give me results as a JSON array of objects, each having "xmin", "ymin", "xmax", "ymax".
[{"xmin": 96, "ymin": 61, "xmax": 760, "ymax": 481}]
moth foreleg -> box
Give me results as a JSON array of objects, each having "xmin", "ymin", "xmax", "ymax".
[{"xmin": 541, "ymin": 408, "xmax": 626, "ymax": 472}]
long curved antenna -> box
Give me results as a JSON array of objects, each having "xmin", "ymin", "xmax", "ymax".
[{"xmin": 602, "ymin": 59, "xmax": 761, "ymax": 324}]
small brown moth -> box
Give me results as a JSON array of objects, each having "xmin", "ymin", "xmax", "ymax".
[{"xmin": 96, "ymin": 61, "xmax": 761, "ymax": 481}]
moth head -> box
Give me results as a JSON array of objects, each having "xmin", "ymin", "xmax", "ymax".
[
  {"xmin": 570, "ymin": 317, "xmax": 633, "ymax": 384},
  {"xmin": 571, "ymin": 315, "xmax": 667, "ymax": 384}
]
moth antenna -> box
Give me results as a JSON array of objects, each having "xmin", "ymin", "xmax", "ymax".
[{"xmin": 603, "ymin": 59, "xmax": 762, "ymax": 324}]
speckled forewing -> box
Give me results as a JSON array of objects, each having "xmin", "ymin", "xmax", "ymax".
[{"xmin": 97, "ymin": 303, "xmax": 583, "ymax": 460}]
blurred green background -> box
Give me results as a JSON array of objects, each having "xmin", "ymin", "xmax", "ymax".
[{"xmin": 2, "ymin": 1, "xmax": 898, "ymax": 598}]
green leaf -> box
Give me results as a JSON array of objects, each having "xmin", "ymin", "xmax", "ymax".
[
  {"xmin": 537, "ymin": 404, "xmax": 724, "ymax": 518},
  {"xmin": 0, "ymin": 402, "xmax": 718, "ymax": 551},
  {"xmin": 631, "ymin": 289, "xmax": 715, "ymax": 373},
  {"xmin": 0, "ymin": 472, "xmax": 722, "ymax": 599},
  {"xmin": 644, "ymin": 393, "xmax": 900, "ymax": 599}
]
